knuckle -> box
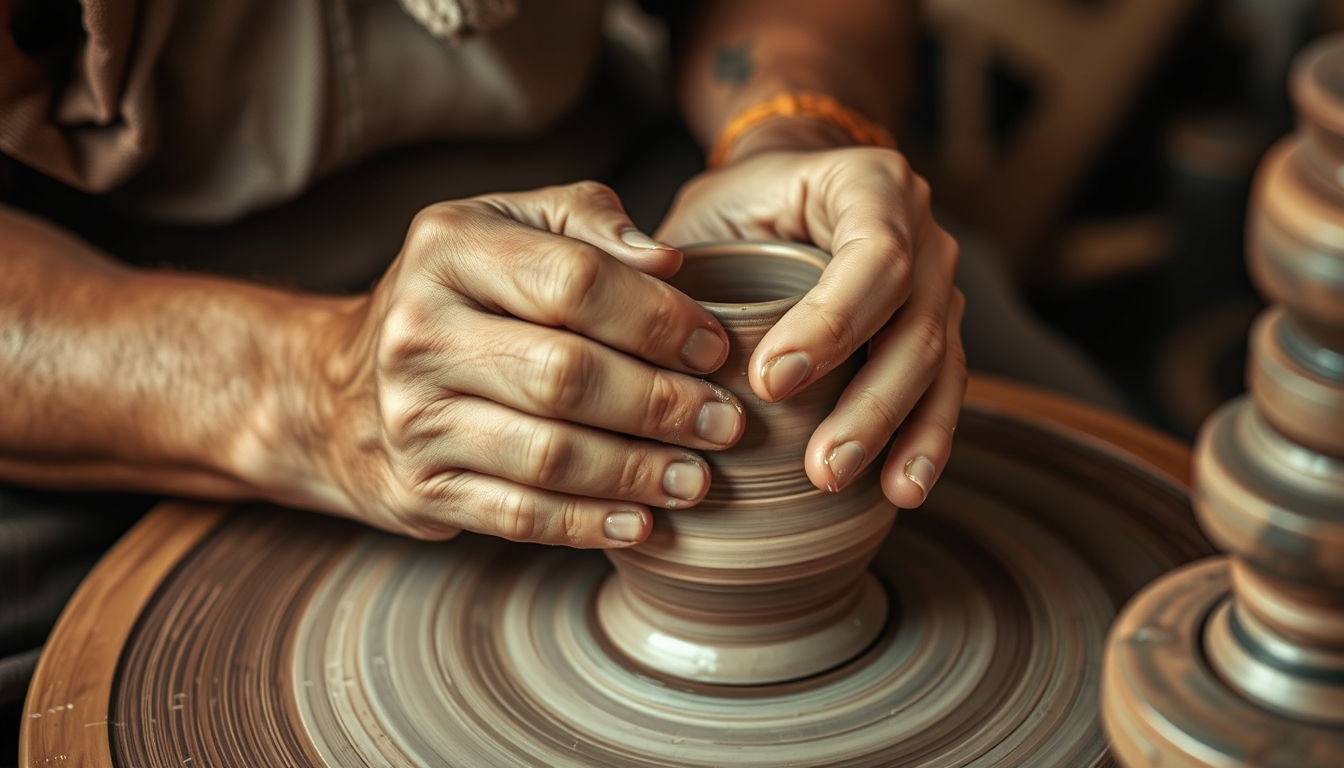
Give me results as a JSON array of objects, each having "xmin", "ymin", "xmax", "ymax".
[
  {"xmin": 673, "ymin": 173, "xmax": 709, "ymax": 204},
  {"xmin": 813, "ymin": 302, "xmax": 859, "ymax": 356},
  {"xmin": 407, "ymin": 204, "xmax": 447, "ymax": 238},
  {"xmin": 949, "ymin": 337, "xmax": 969, "ymax": 377},
  {"xmin": 938, "ymin": 227, "xmax": 959, "ymax": 255},
  {"xmin": 641, "ymin": 373, "xmax": 684, "ymax": 437},
  {"xmin": 528, "ymin": 339, "xmax": 592, "ymax": 413},
  {"xmin": 949, "ymin": 287, "xmax": 967, "ymax": 323},
  {"xmin": 911, "ymin": 174, "xmax": 932, "ymax": 210},
  {"xmin": 906, "ymin": 312, "xmax": 949, "ymax": 370},
  {"xmin": 614, "ymin": 449, "xmax": 655, "ymax": 500},
  {"xmin": 495, "ymin": 487, "xmax": 540, "ymax": 542},
  {"xmin": 875, "ymin": 147, "xmax": 912, "ymax": 178},
  {"xmin": 521, "ymin": 422, "xmax": 573, "ymax": 488},
  {"xmin": 644, "ymin": 289, "xmax": 685, "ymax": 357},
  {"xmin": 378, "ymin": 384, "xmax": 433, "ymax": 442},
  {"xmin": 840, "ymin": 230, "xmax": 914, "ymax": 288},
  {"xmin": 560, "ymin": 499, "xmax": 586, "ymax": 545},
  {"xmin": 376, "ymin": 301, "xmax": 430, "ymax": 371},
  {"xmin": 406, "ymin": 203, "xmax": 465, "ymax": 254},
  {"xmin": 537, "ymin": 244, "xmax": 602, "ymax": 319},
  {"xmin": 851, "ymin": 388, "xmax": 905, "ymax": 433},
  {"xmin": 387, "ymin": 473, "xmax": 459, "ymax": 540},
  {"xmin": 928, "ymin": 409, "xmax": 961, "ymax": 441},
  {"xmin": 568, "ymin": 180, "xmax": 617, "ymax": 205},
  {"xmin": 389, "ymin": 454, "xmax": 430, "ymax": 497},
  {"xmin": 876, "ymin": 234, "xmax": 915, "ymax": 280},
  {"xmin": 384, "ymin": 478, "xmax": 425, "ymax": 522}
]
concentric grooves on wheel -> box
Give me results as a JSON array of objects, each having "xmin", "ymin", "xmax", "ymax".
[{"xmin": 108, "ymin": 410, "xmax": 1210, "ymax": 768}]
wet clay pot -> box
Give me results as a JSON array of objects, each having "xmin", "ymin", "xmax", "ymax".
[{"xmin": 597, "ymin": 241, "xmax": 898, "ymax": 685}]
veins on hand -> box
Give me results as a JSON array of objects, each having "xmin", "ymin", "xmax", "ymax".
[{"xmin": 713, "ymin": 42, "xmax": 755, "ymax": 88}]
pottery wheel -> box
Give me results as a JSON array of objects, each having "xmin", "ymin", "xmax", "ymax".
[{"xmin": 24, "ymin": 385, "xmax": 1213, "ymax": 767}]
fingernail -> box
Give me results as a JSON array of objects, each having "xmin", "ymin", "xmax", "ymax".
[
  {"xmin": 604, "ymin": 510, "xmax": 647, "ymax": 543},
  {"xmin": 904, "ymin": 456, "xmax": 936, "ymax": 501},
  {"xmin": 761, "ymin": 352, "xmax": 811, "ymax": 401},
  {"xmin": 663, "ymin": 460, "xmax": 708, "ymax": 500},
  {"xmin": 824, "ymin": 441, "xmax": 865, "ymax": 491},
  {"xmin": 695, "ymin": 401, "xmax": 740, "ymax": 445},
  {"xmin": 620, "ymin": 228, "xmax": 667, "ymax": 250},
  {"xmin": 682, "ymin": 327, "xmax": 726, "ymax": 373}
]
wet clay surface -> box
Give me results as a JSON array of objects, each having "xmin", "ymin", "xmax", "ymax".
[{"xmin": 601, "ymin": 243, "xmax": 896, "ymax": 685}]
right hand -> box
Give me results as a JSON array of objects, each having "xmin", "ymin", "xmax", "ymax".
[{"xmin": 292, "ymin": 182, "xmax": 744, "ymax": 547}]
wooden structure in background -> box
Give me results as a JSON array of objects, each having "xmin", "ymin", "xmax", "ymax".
[{"xmin": 905, "ymin": 0, "xmax": 1201, "ymax": 270}]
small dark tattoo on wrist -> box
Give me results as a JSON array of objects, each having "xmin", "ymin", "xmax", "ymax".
[{"xmin": 713, "ymin": 42, "xmax": 755, "ymax": 87}]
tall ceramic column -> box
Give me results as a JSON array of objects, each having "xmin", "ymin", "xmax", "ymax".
[{"xmin": 1101, "ymin": 35, "xmax": 1344, "ymax": 767}]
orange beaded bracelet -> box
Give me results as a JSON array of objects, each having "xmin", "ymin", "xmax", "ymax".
[{"xmin": 707, "ymin": 91, "xmax": 897, "ymax": 169}]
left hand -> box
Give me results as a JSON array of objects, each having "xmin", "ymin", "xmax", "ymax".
[{"xmin": 656, "ymin": 145, "xmax": 965, "ymax": 508}]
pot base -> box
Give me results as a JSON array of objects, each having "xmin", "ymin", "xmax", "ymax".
[{"xmin": 595, "ymin": 568, "xmax": 890, "ymax": 685}]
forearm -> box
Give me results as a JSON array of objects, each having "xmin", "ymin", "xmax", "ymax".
[
  {"xmin": 676, "ymin": 0, "xmax": 917, "ymax": 160},
  {"xmin": 0, "ymin": 205, "xmax": 360, "ymax": 509}
]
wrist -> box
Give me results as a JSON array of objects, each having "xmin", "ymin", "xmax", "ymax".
[
  {"xmin": 228, "ymin": 289, "xmax": 370, "ymax": 515},
  {"xmin": 719, "ymin": 115, "xmax": 857, "ymax": 166},
  {"xmin": 707, "ymin": 91, "xmax": 897, "ymax": 169}
]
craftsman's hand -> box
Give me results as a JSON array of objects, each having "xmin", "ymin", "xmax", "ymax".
[
  {"xmin": 657, "ymin": 146, "xmax": 965, "ymax": 508},
  {"xmin": 310, "ymin": 183, "xmax": 742, "ymax": 546}
]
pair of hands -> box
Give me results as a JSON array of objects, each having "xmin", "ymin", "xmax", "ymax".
[{"xmin": 307, "ymin": 147, "xmax": 964, "ymax": 546}]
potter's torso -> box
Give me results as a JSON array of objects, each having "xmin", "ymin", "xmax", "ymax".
[{"xmin": 116, "ymin": 0, "xmax": 606, "ymax": 222}]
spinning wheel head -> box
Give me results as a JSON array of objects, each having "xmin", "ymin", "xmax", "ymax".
[{"xmin": 21, "ymin": 382, "xmax": 1213, "ymax": 767}]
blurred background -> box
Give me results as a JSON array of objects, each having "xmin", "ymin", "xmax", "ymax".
[{"xmin": 901, "ymin": 0, "xmax": 1344, "ymax": 440}]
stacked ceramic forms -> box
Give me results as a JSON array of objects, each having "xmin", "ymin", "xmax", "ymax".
[{"xmin": 1101, "ymin": 35, "xmax": 1344, "ymax": 767}]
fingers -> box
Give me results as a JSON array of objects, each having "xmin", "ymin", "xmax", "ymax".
[
  {"xmin": 748, "ymin": 152, "xmax": 935, "ymax": 403},
  {"xmin": 801, "ymin": 220, "xmax": 961, "ymax": 500},
  {"xmin": 430, "ymin": 310, "xmax": 743, "ymax": 450},
  {"xmin": 478, "ymin": 181, "xmax": 685, "ymax": 278},
  {"xmin": 880, "ymin": 290, "xmax": 967, "ymax": 508},
  {"xmin": 415, "ymin": 188, "xmax": 727, "ymax": 377},
  {"xmin": 386, "ymin": 393, "xmax": 721, "ymax": 548},
  {"xmin": 363, "ymin": 181, "xmax": 743, "ymax": 550},
  {"xmin": 407, "ymin": 395, "xmax": 712, "ymax": 510},
  {"xmin": 402, "ymin": 469, "xmax": 655, "ymax": 549},
  {"xmin": 594, "ymin": 150, "xmax": 966, "ymax": 511}
]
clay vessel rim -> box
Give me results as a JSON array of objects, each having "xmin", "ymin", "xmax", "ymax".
[
  {"xmin": 677, "ymin": 240, "xmax": 831, "ymax": 319},
  {"xmin": 1292, "ymin": 37, "xmax": 1344, "ymax": 137}
]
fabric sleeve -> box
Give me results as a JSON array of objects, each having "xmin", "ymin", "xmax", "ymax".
[{"xmin": 0, "ymin": 0, "xmax": 176, "ymax": 193}]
